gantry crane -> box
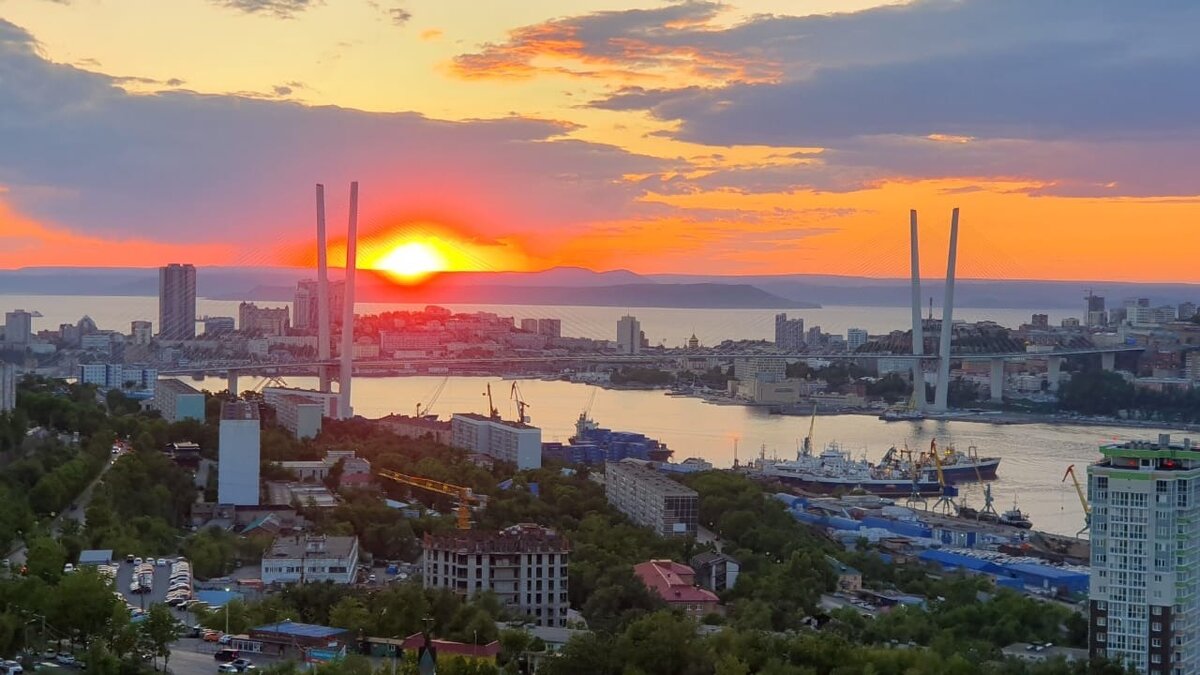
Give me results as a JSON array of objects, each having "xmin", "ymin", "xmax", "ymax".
[
  {"xmin": 799, "ymin": 404, "xmax": 817, "ymax": 458},
  {"xmin": 378, "ymin": 469, "xmax": 484, "ymax": 530},
  {"xmin": 484, "ymin": 383, "xmax": 500, "ymax": 419},
  {"xmin": 416, "ymin": 375, "xmax": 449, "ymax": 419},
  {"xmin": 1063, "ymin": 464, "xmax": 1090, "ymax": 536},
  {"xmin": 510, "ymin": 382, "xmax": 531, "ymax": 424},
  {"xmin": 929, "ymin": 439, "xmax": 959, "ymax": 515}
]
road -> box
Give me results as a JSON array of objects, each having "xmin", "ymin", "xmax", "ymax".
[
  {"xmin": 166, "ymin": 638, "xmax": 284, "ymax": 675},
  {"xmin": 6, "ymin": 444, "xmax": 128, "ymax": 568}
]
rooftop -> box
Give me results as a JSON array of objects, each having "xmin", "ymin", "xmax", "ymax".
[
  {"xmin": 252, "ymin": 621, "xmax": 349, "ymax": 640},
  {"xmin": 453, "ymin": 412, "xmax": 537, "ymax": 430},
  {"xmin": 423, "ymin": 524, "xmax": 569, "ymax": 554},
  {"xmin": 634, "ymin": 560, "xmax": 720, "ymax": 605},
  {"xmin": 266, "ymin": 534, "xmax": 357, "ymax": 560},
  {"xmin": 378, "ymin": 414, "xmax": 451, "ymax": 431},
  {"xmin": 399, "ymin": 633, "xmax": 500, "ymax": 659},
  {"xmin": 78, "ymin": 549, "xmax": 113, "ymax": 565},
  {"xmin": 221, "ymin": 400, "xmax": 261, "ymax": 421},
  {"xmin": 607, "ymin": 459, "xmax": 699, "ymax": 496},
  {"xmin": 156, "ymin": 378, "xmax": 202, "ymax": 396}
]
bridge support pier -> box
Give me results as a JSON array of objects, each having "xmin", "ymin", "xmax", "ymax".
[
  {"xmin": 318, "ymin": 364, "xmax": 331, "ymax": 393},
  {"xmin": 1047, "ymin": 356, "xmax": 1063, "ymax": 393},
  {"xmin": 1101, "ymin": 352, "xmax": 1115, "ymax": 372},
  {"xmin": 989, "ymin": 358, "xmax": 1004, "ymax": 403},
  {"xmin": 227, "ymin": 370, "xmax": 239, "ymax": 398}
]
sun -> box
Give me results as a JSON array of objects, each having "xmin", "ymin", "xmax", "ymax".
[{"xmin": 375, "ymin": 240, "xmax": 449, "ymax": 282}]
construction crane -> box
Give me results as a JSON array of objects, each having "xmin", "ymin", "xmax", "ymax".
[
  {"xmin": 510, "ymin": 382, "xmax": 531, "ymax": 424},
  {"xmin": 929, "ymin": 439, "xmax": 958, "ymax": 515},
  {"xmin": 904, "ymin": 443, "xmax": 928, "ymax": 509},
  {"xmin": 484, "ymin": 383, "xmax": 500, "ymax": 419},
  {"xmin": 416, "ymin": 375, "xmax": 449, "ymax": 419},
  {"xmin": 1063, "ymin": 464, "xmax": 1090, "ymax": 536},
  {"xmin": 799, "ymin": 404, "xmax": 817, "ymax": 458},
  {"xmin": 378, "ymin": 469, "xmax": 484, "ymax": 530}
]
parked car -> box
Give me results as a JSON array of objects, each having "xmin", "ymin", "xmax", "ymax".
[
  {"xmin": 230, "ymin": 658, "xmax": 256, "ymax": 671},
  {"xmin": 62, "ymin": 563, "xmax": 74, "ymax": 574},
  {"xmin": 218, "ymin": 635, "xmax": 233, "ymax": 645},
  {"xmin": 0, "ymin": 659, "xmax": 24, "ymax": 674},
  {"xmin": 133, "ymin": 557, "xmax": 142, "ymax": 566},
  {"xmin": 125, "ymin": 554, "xmax": 135, "ymax": 563},
  {"xmin": 213, "ymin": 649, "xmax": 239, "ymax": 663},
  {"xmin": 203, "ymin": 630, "xmax": 222, "ymax": 643},
  {"xmin": 218, "ymin": 664, "xmax": 239, "ymax": 673},
  {"xmin": 55, "ymin": 653, "xmax": 77, "ymax": 667}
]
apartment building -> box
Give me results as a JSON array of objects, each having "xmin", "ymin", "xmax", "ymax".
[
  {"xmin": 1089, "ymin": 434, "xmax": 1200, "ymax": 675},
  {"xmin": 422, "ymin": 524, "xmax": 570, "ymax": 627},
  {"xmin": 604, "ymin": 459, "xmax": 698, "ymax": 537},
  {"xmin": 450, "ymin": 413, "xmax": 541, "ymax": 470},
  {"xmin": 218, "ymin": 400, "xmax": 261, "ymax": 506},
  {"xmin": 151, "ymin": 378, "xmax": 205, "ymax": 423},
  {"xmin": 261, "ymin": 534, "xmax": 359, "ymax": 585}
]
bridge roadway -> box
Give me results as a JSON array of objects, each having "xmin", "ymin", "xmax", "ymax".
[{"xmin": 157, "ymin": 346, "xmax": 1142, "ymax": 376}]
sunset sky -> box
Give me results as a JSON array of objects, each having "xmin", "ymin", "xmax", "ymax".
[{"xmin": 1, "ymin": 0, "xmax": 1198, "ymax": 281}]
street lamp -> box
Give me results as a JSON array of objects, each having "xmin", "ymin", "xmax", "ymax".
[{"xmin": 223, "ymin": 588, "xmax": 231, "ymax": 635}]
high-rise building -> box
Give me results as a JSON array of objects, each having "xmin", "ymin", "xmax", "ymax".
[
  {"xmin": 130, "ymin": 320, "xmax": 153, "ymax": 346},
  {"xmin": 774, "ymin": 313, "xmax": 805, "ymax": 351},
  {"xmin": 1179, "ymin": 303, "xmax": 1198, "ymax": 322},
  {"xmin": 422, "ymin": 524, "xmax": 570, "ymax": 627},
  {"xmin": 218, "ymin": 401, "xmax": 261, "ymax": 505},
  {"xmin": 847, "ymin": 328, "xmax": 868, "ymax": 350},
  {"xmin": 605, "ymin": 459, "xmax": 698, "ymax": 537},
  {"xmin": 0, "ymin": 363, "xmax": 16, "ymax": 412},
  {"xmin": 204, "ymin": 317, "xmax": 236, "ymax": 336},
  {"xmin": 450, "ymin": 413, "xmax": 542, "ymax": 470},
  {"xmin": 806, "ymin": 325, "xmax": 825, "ymax": 347},
  {"xmin": 4, "ymin": 310, "xmax": 32, "ymax": 344},
  {"xmin": 293, "ymin": 279, "xmax": 345, "ymax": 330},
  {"xmin": 520, "ymin": 318, "xmax": 538, "ymax": 333},
  {"xmin": 1087, "ymin": 293, "xmax": 1108, "ymax": 327},
  {"xmin": 1031, "ymin": 314, "xmax": 1050, "ymax": 329},
  {"xmin": 158, "ymin": 264, "xmax": 196, "ymax": 340},
  {"xmin": 1088, "ymin": 435, "xmax": 1200, "ymax": 674},
  {"xmin": 537, "ymin": 318, "xmax": 561, "ymax": 338},
  {"xmin": 239, "ymin": 303, "xmax": 290, "ymax": 336},
  {"xmin": 617, "ymin": 315, "xmax": 641, "ymax": 355},
  {"xmin": 150, "ymin": 379, "xmax": 205, "ymax": 423},
  {"xmin": 77, "ymin": 364, "xmax": 157, "ymax": 393}
]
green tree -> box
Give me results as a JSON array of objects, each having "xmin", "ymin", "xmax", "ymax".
[
  {"xmin": 329, "ymin": 597, "xmax": 372, "ymax": 639},
  {"xmin": 50, "ymin": 569, "xmax": 117, "ymax": 645},
  {"xmin": 25, "ymin": 537, "xmax": 68, "ymax": 583},
  {"xmin": 141, "ymin": 603, "xmax": 183, "ymax": 671}
]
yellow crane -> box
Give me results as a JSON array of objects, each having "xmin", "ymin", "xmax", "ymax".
[
  {"xmin": 1062, "ymin": 464, "xmax": 1090, "ymax": 535},
  {"xmin": 378, "ymin": 469, "xmax": 483, "ymax": 530},
  {"xmin": 929, "ymin": 439, "xmax": 958, "ymax": 514},
  {"xmin": 800, "ymin": 404, "xmax": 817, "ymax": 457}
]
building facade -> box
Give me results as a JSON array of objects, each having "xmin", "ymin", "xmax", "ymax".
[
  {"xmin": 422, "ymin": 524, "xmax": 570, "ymax": 627},
  {"xmin": 293, "ymin": 279, "xmax": 345, "ymax": 331},
  {"xmin": 616, "ymin": 315, "xmax": 641, "ymax": 355},
  {"xmin": 634, "ymin": 560, "xmax": 720, "ymax": 619},
  {"xmin": 218, "ymin": 400, "xmax": 261, "ymax": 505},
  {"xmin": 605, "ymin": 459, "xmax": 698, "ymax": 537},
  {"xmin": 151, "ymin": 378, "xmax": 205, "ymax": 423},
  {"xmin": 272, "ymin": 395, "xmax": 324, "ymax": 439},
  {"xmin": 158, "ymin": 263, "xmax": 196, "ymax": 340},
  {"xmin": 204, "ymin": 316, "xmax": 235, "ymax": 336},
  {"xmin": 451, "ymin": 413, "xmax": 542, "ymax": 469},
  {"xmin": 261, "ymin": 535, "xmax": 359, "ymax": 585},
  {"xmin": 4, "ymin": 310, "xmax": 33, "ymax": 345},
  {"xmin": 847, "ymin": 327, "xmax": 869, "ymax": 351},
  {"xmin": 377, "ymin": 414, "xmax": 452, "ymax": 445},
  {"xmin": 1088, "ymin": 435, "xmax": 1200, "ymax": 674},
  {"xmin": 130, "ymin": 320, "xmax": 153, "ymax": 345},
  {"xmin": 536, "ymin": 319, "xmax": 561, "ymax": 338},
  {"xmin": 77, "ymin": 363, "xmax": 157, "ymax": 393},
  {"xmin": 775, "ymin": 313, "xmax": 805, "ymax": 351},
  {"xmin": 239, "ymin": 302, "xmax": 291, "ymax": 337},
  {"xmin": 0, "ymin": 363, "xmax": 16, "ymax": 412}
]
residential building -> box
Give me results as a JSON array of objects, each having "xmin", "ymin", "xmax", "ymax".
[
  {"xmin": 263, "ymin": 387, "xmax": 339, "ymax": 419},
  {"xmin": 1187, "ymin": 352, "xmax": 1200, "ymax": 382},
  {"xmin": 77, "ymin": 363, "xmax": 157, "ymax": 393},
  {"xmin": 376, "ymin": 414, "xmax": 452, "ymax": 445},
  {"xmin": 605, "ymin": 458, "xmax": 698, "ymax": 537},
  {"xmin": 150, "ymin": 378, "xmax": 205, "ymax": 423},
  {"xmin": 616, "ymin": 315, "xmax": 641, "ymax": 355},
  {"xmin": 1087, "ymin": 293, "xmax": 1108, "ymax": 327},
  {"xmin": 1179, "ymin": 303, "xmax": 1197, "ymax": 322},
  {"xmin": 266, "ymin": 481, "xmax": 338, "ymax": 508},
  {"xmin": 239, "ymin": 302, "xmax": 290, "ymax": 337},
  {"xmin": 634, "ymin": 560, "xmax": 720, "ymax": 619},
  {"xmin": 130, "ymin": 320, "xmax": 153, "ymax": 345},
  {"xmin": 846, "ymin": 327, "xmax": 869, "ymax": 351},
  {"xmin": 1088, "ymin": 435, "xmax": 1200, "ymax": 674},
  {"xmin": 537, "ymin": 319, "xmax": 561, "ymax": 338},
  {"xmin": 690, "ymin": 552, "xmax": 740, "ymax": 593},
  {"xmin": 421, "ymin": 524, "xmax": 571, "ymax": 627},
  {"xmin": 293, "ymin": 279, "xmax": 345, "ymax": 330},
  {"xmin": 270, "ymin": 394, "xmax": 324, "ymax": 439},
  {"xmin": 4, "ymin": 309, "xmax": 32, "ymax": 345},
  {"xmin": 158, "ymin": 263, "xmax": 196, "ymax": 340},
  {"xmin": 451, "ymin": 413, "xmax": 542, "ymax": 470},
  {"xmin": 733, "ymin": 357, "xmax": 786, "ymax": 383},
  {"xmin": 520, "ymin": 318, "xmax": 537, "ymax": 333},
  {"xmin": 1030, "ymin": 314, "xmax": 1050, "ymax": 329},
  {"xmin": 0, "ymin": 363, "xmax": 16, "ymax": 412},
  {"xmin": 278, "ymin": 450, "xmax": 370, "ymax": 487},
  {"xmin": 218, "ymin": 401, "xmax": 261, "ymax": 506},
  {"xmin": 261, "ymin": 534, "xmax": 359, "ymax": 584},
  {"xmin": 204, "ymin": 316, "xmax": 235, "ymax": 336},
  {"xmin": 775, "ymin": 313, "xmax": 805, "ymax": 351}
]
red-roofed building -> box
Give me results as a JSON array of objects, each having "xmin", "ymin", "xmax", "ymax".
[
  {"xmin": 634, "ymin": 559, "xmax": 721, "ymax": 619},
  {"xmin": 399, "ymin": 633, "xmax": 500, "ymax": 663}
]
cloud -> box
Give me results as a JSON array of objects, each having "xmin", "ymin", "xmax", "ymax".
[
  {"xmin": 210, "ymin": 0, "xmax": 317, "ymax": 19},
  {"xmin": 388, "ymin": 7, "xmax": 412, "ymax": 27},
  {"xmin": 420, "ymin": 28, "xmax": 443, "ymax": 42},
  {"xmin": 0, "ymin": 19, "xmax": 669, "ymax": 264}
]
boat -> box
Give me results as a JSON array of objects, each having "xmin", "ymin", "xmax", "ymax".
[
  {"xmin": 753, "ymin": 443, "xmax": 943, "ymax": 498},
  {"xmin": 879, "ymin": 440, "xmax": 1000, "ymax": 483},
  {"xmin": 879, "ymin": 408, "xmax": 924, "ymax": 422}
]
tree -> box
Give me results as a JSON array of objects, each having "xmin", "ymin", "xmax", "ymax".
[
  {"xmin": 50, "ymin": 569, "xmax": 117, "ymax": 646},
  {"xmin": 328, "ymin": 597, "xmax": 372, "ymax": 639},
  {"xmin": 25, "ymin": 537, "xmax": 68, "ymax": 583},
  {"xmin": 141, "ymin": 603, "xmax": 183, "ymax": 671}
]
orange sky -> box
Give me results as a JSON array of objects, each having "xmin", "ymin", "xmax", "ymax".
[{"xmin": 1, "ymin": 1, "xmax": 1198, "ymax": 283}]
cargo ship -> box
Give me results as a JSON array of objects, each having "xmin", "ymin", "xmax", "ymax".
[
  {"xmin": 879, "ymin": 440, "xmax": 1001, "ymax": 483},
  {"xmin": 753, "ymin": 443, "xmax": 943, "ymax": 497}
]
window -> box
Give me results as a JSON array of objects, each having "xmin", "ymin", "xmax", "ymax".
[
  {"xmin": 1153, "ymin": 638, "xmax": 1162, "ymax": 647},
  {"xmin": 1154, "ymin": 606, "xmax": 1163, "ymax": 616},
  {"xmin": 1097, "ymin": 617, "xmax": 1107, "ymax": 627},
  {"xmin": 1153, "ymin": 622, "xmax": 1162, "ymax": 632}
]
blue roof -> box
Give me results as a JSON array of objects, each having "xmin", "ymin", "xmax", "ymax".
[
  {"xmin": 254, "ymin": 621, "xmax": 347, "ymax": 639},
  {"xmin": 196, "ymin": 590, "xmax": 242, "ymax": 608},
  {"xmin": 918, "ymin": 550, "xmax": 998, "ymax": 571},
  {"xmin": 1003, "ymin": 563, "xmax": 1089, "ymax": 581},
  {"xmin": 79, "ymin": 550, "xmax": 113, "ymax": 565}
]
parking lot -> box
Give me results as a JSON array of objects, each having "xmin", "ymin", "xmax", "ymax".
[{"xmin": 114, "ymin": 556, "xmax": 196, "ymax": 619}]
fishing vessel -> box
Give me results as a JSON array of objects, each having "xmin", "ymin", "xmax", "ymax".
[
  {"xmin": 754, "ymin": 443, "xmax": 943, "ymax": 497},
  {"xmin": 879, "ymin": 440, "xmax": 1001, "ymax": 483}
]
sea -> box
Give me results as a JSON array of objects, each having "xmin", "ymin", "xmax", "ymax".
[{"xmin": 2, "ymin": 294, "xmax": 1161, "ymax": 537}]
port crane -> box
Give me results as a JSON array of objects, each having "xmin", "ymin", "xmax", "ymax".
[
  {"xmin": 1062, "ymin": 464, "xmax": 1090, "ymax": 536},
  {"xmin": 799, "ymin": 404, "xmax": 817, "ymax": 458},
  {"xmin": 378, "ymin": 469, "xmax": 484, "ymax": 530},
  {"xmin": 929, "ymin": 439, "xmax": 959, "ymax": 515},
  {"xmin": 483, "ymin": 383, "xmax": 500, "ymax": 419},
  {"xmin": 904, "ymin": 443, "xmax": 928, "ymax": 509},
  {"xmin": 416, "ymin": 375, "xmax": 449, "ymax": 419},
  {"xmin": 510, "ymin": 382, "xmax": 531, "ymax": 424}
]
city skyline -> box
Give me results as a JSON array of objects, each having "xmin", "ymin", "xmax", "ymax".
[{"xmin": 2, "ymin": 1, "xmax": 1199, "ymax": 283}]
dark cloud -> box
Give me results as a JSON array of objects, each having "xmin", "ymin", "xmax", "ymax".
[
  {"xmin": 388, "ymin": 7, "xmax": 412, "ymax": 26},
  {"xmin": 0, "ymin": 19, "xmax": 669, "ymax": 248},
  {"xmin": 210, "ymin": 0, "xmax": 317, "ymax": 19}
]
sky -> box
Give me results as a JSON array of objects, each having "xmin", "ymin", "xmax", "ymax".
[{"xmin": 1, "ymin": 0, "xmax": 1199, "ymax": 282}]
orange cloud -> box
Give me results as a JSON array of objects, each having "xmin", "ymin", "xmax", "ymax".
[
  {"xmin": 0, "ymin": 194, "xmax": 233, "ymax": 268},
  {"xmin": 420, "ymin": 28, "xmax": 443, "ymax": 41}
]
